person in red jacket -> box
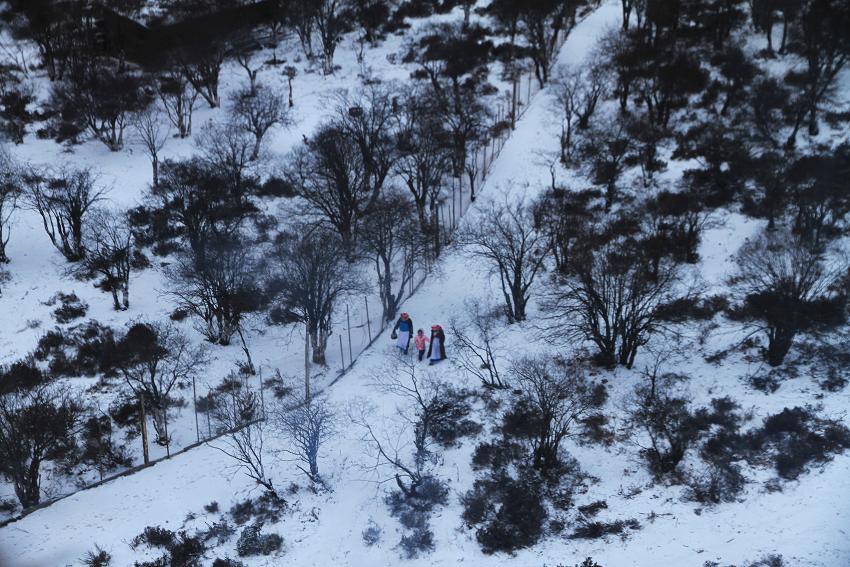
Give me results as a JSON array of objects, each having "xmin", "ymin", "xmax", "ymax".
[
  {"xmin": 427, "ymin": 325, "xmax": 446, "ymax": 365},
  {"xmin": 414, "ymin": 329, "xmax": 429, "ymax": 361}
]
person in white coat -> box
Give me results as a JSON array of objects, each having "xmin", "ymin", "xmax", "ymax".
[{"xmin": 391, "ymin": 312, "xmax": 413, "ymax": 354}]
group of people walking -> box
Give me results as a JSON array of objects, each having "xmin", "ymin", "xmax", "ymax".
[{"xmin": 391, "ymin": 312, "xmax": 446, "ymax": 365}]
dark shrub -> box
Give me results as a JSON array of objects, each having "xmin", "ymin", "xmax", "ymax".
[
  {"xmin": 428, "ymin": 388, "xmax": 482, "ymax": 447},
  {"xmin": 655, "ymin": 295, "xmax": 729, "ymax": 322},
  {"xmin": 257, "ymin": 176, "xmax": 297, "ymax": 198},
  {"xmin": 462, "ymin": 470, "xmax": 547, "ymax": 554},
  {"xmin": 685, "ymin": 462, "xmax": 746, "ymax": 504},
  {"xmin": 236, "ymin": 523, "xmax": 283, "ymax": 557},
  {"xmin": 229, "ymin": 493, "xmax": 284, "ymax": 526},
  {"xmin": 577, "ymin": 500, "xmax": 608, "ymax": 517},
  {"xmin": 49, "ymin": 292, "xmax": 88, "ymax": 323},
  {"xmin": 747, "ymin": 407, "xmax": 850, "ymax": 479},
  {"xmin": 399, "ymin": 526, "xmax": 434, "ymax": 558},
  {"xmin": 0, "ymin": 360, "xmax": 48, "ymax": 394},
  {"xmin": 33, "ymin": 321, "xmax": 116, "ymax": 378},
  {"xmin": 211, "ymin": 559, "xmax": 246, "ymax": 567},
  {"xmin": 169, "ymin": 308, "xmax": 189, "ymax": 322},
  {"xmin": 579, "ymin": 413, "xmax": 615, "ymax": 446},
  {"xmin": 198, "ymin": 520, "xmax": 235, "ymax": 545},
  {"xmin": 81, "ymin": 545, "xmax": 111, "ymax": 567},
  {"xmin": 131, "ymin": 525, "xmax": 175, "ymax": 549},
  {"xmin": 204, "ymin": 501, "xmax": 220, "ymax": 514},
  {"xmin": 362, "ymin": 520, "xmax": 381, "ymax": 546},
  {"xmin": 386, "ymin": 476, "xmax": 448, "ymax": 515},
  {"xmin": 168, "ymin": 532, "xmax": 205, "ymax": 566},
  {"xmin": 569, "ymin": 518, "xmax": 641, "ymax": 540},
  {"xmin": 471, "ymin": 440, "xmax": 524, "ymax": 471}
]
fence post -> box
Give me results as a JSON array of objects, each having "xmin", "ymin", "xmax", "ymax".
[
  {"xmin": 527, "ymin": 73, "xmax": 532, "ymax": 106},
  {"xmin": 346, "ymin": 304, "xmax": 354, "ymax": 367},
  {"xmin": 206, "ymin": 388, "xmax": 212, "ymax": 438},
  {"xmin": 192, "ymin": 375, "xmax": 200, "ymax": 443},
  {"xmin": 339, "ymin": 335, "xmax": 345, "ymax": 372},
  {"xmin": 364, "ymin": 296, "xmax": 372, "ymax": 342},
  {"xmin": 304, "ymin": 325, "xmax": 311, "ymax": 401}
]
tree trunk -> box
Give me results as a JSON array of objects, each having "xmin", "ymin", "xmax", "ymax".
[
  {"xmin": 16, "ymin": 460, "xmax": 41, "ymax": 509},
  {"xmin": 310, "ymin": 328, "xmax": 327, "ymax": 365},
  {"xmin": 767, "ymin": 326, "xmax": 795, "ymax": 366},
  {"xmin": 152, "ymin": 155, "xmax": 159, "ymax": 188}
]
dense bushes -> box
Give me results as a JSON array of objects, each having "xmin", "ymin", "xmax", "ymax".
[
  {"xmin": 462, "ymin": 468, "xmax": 548, "ymax": 554},
  {"xmin": 130, "ymin": 525, "xmax": 206, "ymax": 567},
  {"xmin": 235, "ymin": 523, "xmax": 283, "ymax": 557}
]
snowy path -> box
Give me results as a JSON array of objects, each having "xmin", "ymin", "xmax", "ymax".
[{"xmin": 2, "ymin": 3, "xmax": 850, "ymax": 566}]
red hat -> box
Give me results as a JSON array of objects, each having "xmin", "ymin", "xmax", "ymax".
[{"xmin": 431, "ymin": 324, "xmax": 441, "ymax": 331}]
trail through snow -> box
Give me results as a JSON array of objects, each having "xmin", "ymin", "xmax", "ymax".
[{"xmin": 1, "ymin": 3, "xmax": 849, "ymax": 566}]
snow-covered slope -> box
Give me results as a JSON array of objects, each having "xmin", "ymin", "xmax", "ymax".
[{"xmin": 2, "ymin": 2, "xmax": 850, "ymax": 567}]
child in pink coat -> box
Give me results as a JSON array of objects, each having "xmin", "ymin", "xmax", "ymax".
[{"xmin": 414, "ymin": 329, "xmax": 429, "ymax": 362}]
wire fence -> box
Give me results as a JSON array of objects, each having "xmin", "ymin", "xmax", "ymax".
[
  {"xmin": 329, "ymin": 24, "xmax": 572, "ymax": 380},
  {"xmin": 0, "ymin": 21, "xmax": 576, "ymax": 527}
]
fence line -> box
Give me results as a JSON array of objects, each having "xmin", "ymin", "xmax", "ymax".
[
  {"xmin": 0, "ymin": 15, "xmax": 583, "ymax": 527},
  {"xmin": 330, "ymin": 17, "xmax": 577, "ymax": 380}
]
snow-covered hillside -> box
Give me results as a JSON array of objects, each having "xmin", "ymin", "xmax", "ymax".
[{"xmin": 1, "ymin": 1, "xmax": 850, "ymax": 566}]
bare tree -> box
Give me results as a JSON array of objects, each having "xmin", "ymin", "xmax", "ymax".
[
  {"xmin": 552, "ymin": 63, "xmax": 608, "ymax": 163},
  {"xmin": 289, "ymin": 2, "xmax": 317, "ymax": 62},
  {"xmin": 286, "ymin": 124, "xmax": 368, "ymax": 249},
  {"xmin": 0, "ymin": 382, "xmax": 85, "ymax": 509},
  {"xmin": 75, "ymin": 208, "xmax": 135, "ymax": 311},
  {"xmin": 352, "ymin": 403, "xmax": 429, "ymax": 497},
  {"xmin": 166, "ymin": 234, "xmax": 262, "ymax": 365},
  {"xmin": 179, "ymin": 42, "xmax": 226, "ymax": 108},
  {"xmin": 24, "ymin": 166, "xmax": 106, "ymax": 261},
  {"xmin": 112, "ymin": 321, "xmax": 208, "ymax": 446},
  {"xmin": 0, "ymin": 148, "xmax": 21, "ymax": 263},
  {"xmin": 509, "ymin": 355, "xmax": 599, "ymax": 474},
  {"xmin": 314, "ymin": 0, "xmax": 350, "ymax": 74},
  {"xmin": 229, "ymin": 31, "xmax": 263, "ymax": 96},
  {"xmin": 229, "ymin": 85, "xmax": 291, "ymax": 161},
  {"xmin": 157, "ymin": 68, "xmax": 197, "ymax": 138},
  {"xmin": 132, "ymin": 107, "xmax": 170, "ymax": 188},
  {"xmin": 394, "ymin": 93, "xmax": 452, "ymax": 255},
  {"xmin": 354, "ymin": 360, "xmax": 449, "ymax": 497},
  {"xmin": 358, "ymin": 192, "xmax": 422, "ymax": 323},
  {"xmin": 273, "ymin": 392, "xmax": 335, "ymax": 485},
  {"xmin": 269, "ymin": 229, "xmax": 361, "ymax": 365},
  {"xmin": 729, "ymin": 229, "xmax": 848, "ymax": 366},
  {"xmin": 579, "ymin": 116, "xmax": 633, "ymax": 211},
  {"xmin": 543, "ymin": 234, "xmax": 680, "ymax": 369},
  {"xmin": 284, "ymin": 65, "xmax": 297, "ymax": 108},
  {"xmin": 333, "ymin": 84, "xmax": 400, "ymax": 211},
  {"xmin": 449, "ymin": 298, "xmax": 507, "ymax": 389},
  {"xmin": 196, "ymin": 121, "xmax": 257, "ymax": 202},
  {"xmin": 518, "ymin": 0, "xmax": 574, "ymax": 87},
  {"xmin": 458, "ymin": 199, "xmax": 550, "ymax": 323},
  {"xmin": 211, "ymin": 384, "xmax": 277, "ymax": 498}
]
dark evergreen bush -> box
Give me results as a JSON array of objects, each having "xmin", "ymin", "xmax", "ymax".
[{"xmin": 235, "ymin": 523, "xmax": 282, "ymax": 557}]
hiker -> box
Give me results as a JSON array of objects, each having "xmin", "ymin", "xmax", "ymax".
[
  {"xmin": 391, "ymin": 312, "xmax": 413, "ymax": 354},
  {"xmin": 414, "ymin": 329, "xmax": 429, "ymax": 362},
  {"xmin": 427, "ymin": 325, "xmax": 446, "ymax": 365}
]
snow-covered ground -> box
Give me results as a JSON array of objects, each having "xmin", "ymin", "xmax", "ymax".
[{"xmin": 2, "ymin": 2, "xmax": 850, "ymax": 566}]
